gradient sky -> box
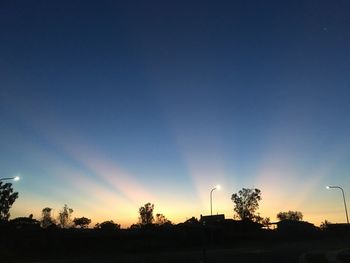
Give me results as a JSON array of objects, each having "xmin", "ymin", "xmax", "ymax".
[{"xmin": 1, "ymin": 0, "xmax": 350, "ymax": 227}]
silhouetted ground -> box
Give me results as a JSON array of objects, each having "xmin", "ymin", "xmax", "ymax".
[
  {"xmin": 9, "ymin": 239, "xmax": 350, "ymax": 263},
  {"xmin": 1, "ymin": 222, "xmax": 350, "ymax": 263},
  {"xmin": 338, "ymin": 249, "xmax": 350, "ymax": 262}
]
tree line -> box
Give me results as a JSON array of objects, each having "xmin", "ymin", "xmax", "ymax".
[
  {"xmin": 1, "ymin": 181, "xmax": 307, "ymax": 229},
  {"xmin": 37, "ymin": 202, "xmax": 171, "ymax": 229}
]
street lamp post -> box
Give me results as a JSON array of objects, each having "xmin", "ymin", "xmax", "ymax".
[
  {"xmin": 0, "ymin": 176, "xmax": 20, "ymax": 182},
  {"xmin": 327, "ymin": 185, "xmax": 349, "ymax": 224},
  {"xmin": 210, "ymin": 185, "xmax": 221, "ymax": 216}
]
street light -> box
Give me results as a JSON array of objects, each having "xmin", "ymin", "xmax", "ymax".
[
  {"xmin": 210, "ymin": 185, "xmax": 221, "ymax": 216},
  {"xmin": 0, "ymin": 176, "xmax": 20, "ymax": 182},
  {"xmin": 327, "ymin": 185, "xmax": 349, "ymax": 224}
]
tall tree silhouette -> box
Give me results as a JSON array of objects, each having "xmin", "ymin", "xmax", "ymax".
[
  {"xmin": 0, "ymin": 182, "xmax": 18, "ymax": 221},
  {"xmin": 231, "ymin": 188, "xmax": 261, "ymax": 221},
  {"xmin": 58, "ymin": 204, "xmax": 73, "ymax": 228},
  {"xmin": 41, "ymin": 207, "xmax": 55, "ymax": 228},
  {"xmin": 139, "ymin": 203, "xmax": 154, "ymax": 225}
]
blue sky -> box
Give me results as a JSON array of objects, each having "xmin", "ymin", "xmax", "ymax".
[{"xmin": 1, "ymin": 0, "xmax": 350, "ymax": 226}]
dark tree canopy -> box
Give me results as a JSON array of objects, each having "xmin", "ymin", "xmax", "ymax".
[
  {"xmin": 129, "ymin": 223, "xmax": 141, "ymax": 229},
  {"xmin": 73, "ymin": 217, "xmax": 91, "ymax": 228},
  {"xmin": 277, "ymin": 211, "xmax": 303, "ymax": 221},
  {"xmin": 0, "ymin": 182, "xmax": 19, "ymax": 221},
  {"xmin": 139, "ymin": 203, "xmax": 154, "ymax": 225},
  {"xmin": 155, "ymin": 213, "xmax": 172, "ymax": 226},
  {"xmin": 261, "ymin": 217, "xmax": 271, "ymax": 229},
  {"xmin": 320, "ymin": 220, "xmax": 331, "ymax": 230},
  {"xmin": 253, "ymin": 213, "xmax": 271, "ymax": 228},
  {"xmin": 95, "ymin": 220, "xmax": 120, "ymax": 230},
  {"xmin": 231, "ymin": 188, "xmax": 262, "ymax": 221}
]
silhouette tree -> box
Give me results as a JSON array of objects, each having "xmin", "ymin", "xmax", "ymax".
[
  {"xmin": 155, "ymin": 213, "xmax": 172, "ymax": 225},
  {"xmin": 277, "ymin": 211, "xmax": 303, "ymax": 221},
  {"xmin": 139, "ymin": 203, "xmax": 154, "ymax": 225},
  {"xmin": 73, "ymin": 217, "xmax": 91, "ymax": 228},
  {"xmin": 129, "ymin": 223, "xmax": 141, "ymax": 229},
  {"xmin": 261, "ymin": 217, "xmax": 271, "ymax": 229},
  {"xmin": 320, "ymin": 220, "xmax": 331, "ymax": 230},
  {"xmin": 95, "ymin": 220, "xmax": 120, "ymax": 230},
  {"xmin": 0, "ymin": 182, "xmax": 18, "ymax": 221},
  {"xmin": 253, "ymin": 213, "xmax": 271, "ymax": 227},
  {"xmin": 41, "ymin": 207, "xmax": 55, "ymax": 228},
  {"xmin": 58, "ymin": 204, "xmax": 73, "ymax": 228},
  {"xmin": 231, "ymin": 188, "xmax": 261, "ymax": 221}
]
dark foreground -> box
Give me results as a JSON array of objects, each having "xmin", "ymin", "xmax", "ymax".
[
  {"xmin": 22, "ymin": 240, "xmax": 350, "ymax": 263},
  {"xmin": 2, "ymin": 223, "xmax": 350, "ymax": 263}
]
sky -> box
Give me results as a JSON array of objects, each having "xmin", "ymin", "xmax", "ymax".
[{"xmin": 1, "ymin": 0, "xmax": 350, "ymax": 227}]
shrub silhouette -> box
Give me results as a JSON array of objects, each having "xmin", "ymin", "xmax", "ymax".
[
  {"xmin": 73, "ymin": 217, "xmax": 91, "ymax": 228},
  {"xmin": 96, "ymin": 220, "xmax": 120, "ymax": 231},
  {"xmin": 277, "ymin": 211, "xmax": 303, "ymax": 221}
]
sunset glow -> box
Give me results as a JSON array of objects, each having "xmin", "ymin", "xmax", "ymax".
[{"xmin": 2, "ymin": 1, "xmax": 350, "ymax": 229}]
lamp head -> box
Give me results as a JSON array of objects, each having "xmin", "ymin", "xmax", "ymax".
[
  {"xmin": 14, "ymin": 176, "xmax": 20, "ymax": 181},
  {"xmin": 216, "ymin": 185, "xmax": 221, "ymax": 190},
  {"xmin": 326, "ymin": 186, "xmax": 330, "ymax": 189}
]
